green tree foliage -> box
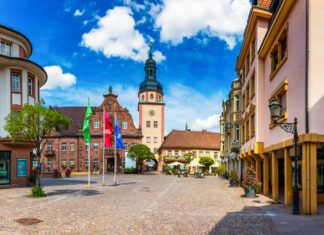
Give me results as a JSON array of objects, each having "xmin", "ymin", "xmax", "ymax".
[
  {"xmin": 184, "ymin": 152, "xmax": 193, "ymax": 164},
  {"xmin": 5, "ymin": 100, "xmax": 71, "ymax": 187},
  {"xmin": 127, "ymin": 144, "xmax": 154, "ymax": 174},
  {"xmin": 199, "ymin": 156, "xmax": 215, "ymax": 168}
]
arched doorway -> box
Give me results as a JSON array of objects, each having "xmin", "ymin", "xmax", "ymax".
[{"xmin": 145, "ymin": 159, "xmax": 158, "ymax": 171}]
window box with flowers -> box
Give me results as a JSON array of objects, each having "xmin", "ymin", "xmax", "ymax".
[{"xmin": 241, "ymin": 166, "xmax": 262, "ymax": 198}]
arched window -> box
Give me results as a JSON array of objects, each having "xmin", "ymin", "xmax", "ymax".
[
  {"xmin": 142, "ymin": 95, "xmax": 145, "ymax": 101},
  {"xmin": 154, "ymin": 70, "xmax": 156, "ymax": 76},
  {"xmin": 150, "ymin": 69, "xmax": 153, "ymax": 76},
  {"xmin": 150, "ymin": 93, "xmax": 154, "ymax": 99},
  {"xmin": 159, "ymin": 95, "xmax": 162, "ymax": 101}
]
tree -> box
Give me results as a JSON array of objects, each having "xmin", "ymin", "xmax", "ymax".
[
  {"xmin": 199, "ymin": 156, "xmax": 215, "ymax": 168},
  {"xmin": 127, "ymin": 144, "xmax": 154, "ymax": 174},
  {"xmin": 184, "ymin": 152, "xmax": 193, "ymax": 165},
  {"xmin": 5, "ymin": 100, "xmax": 71, "ymax": 187}
]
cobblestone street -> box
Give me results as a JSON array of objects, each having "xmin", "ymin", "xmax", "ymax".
[{"xmin": 0, "ymin": 174, "xmax": 323, "ymax": 235}]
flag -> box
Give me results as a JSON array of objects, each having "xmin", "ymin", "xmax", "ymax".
[
  {"xmin": 114, "ymin": 114, "xmax": 124, "ymax": 149},
  {"xmin": 82, "ymin": 99, "xmax": 92, "ymax": 143},
  {"xmin": 104, "ymin": 110, "xmax": 113, "ymax": 147}
]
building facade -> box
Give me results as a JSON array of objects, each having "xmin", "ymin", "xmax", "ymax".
[
  {"xmin": 0, "ymin": 24, "xmax": 47, "ymax": 186},
  {"xmin": 236, "ymin": 0, "xmax": 324, "ymax": 214},
  {"xmin": 41, "ymin": 87, "xmax": 143, "ymax": 173},
  {"xmin": 219, "ymin": 78, "xmax": 242, "ymax": 176},
  {"xmin": 158, "ymin": 129, "xmax": 221, "ymax": 167},
  {"xmin": 138, "ymin": 46, "xmax": 165, "ymax": 167}
]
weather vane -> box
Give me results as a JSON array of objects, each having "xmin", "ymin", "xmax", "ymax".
[{"xmin": 149, "ymin": 38, "xmax": 154, "ymax": 48}]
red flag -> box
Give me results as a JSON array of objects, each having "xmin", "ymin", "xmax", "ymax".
[{"xmin": 104, "ymin": 110, "xmax": 113, "ymax": 147}]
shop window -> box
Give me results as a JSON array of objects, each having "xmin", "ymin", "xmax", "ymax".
[{"xmin": 317, "ymin": 143, "xmax": 324, "ymax": 192}]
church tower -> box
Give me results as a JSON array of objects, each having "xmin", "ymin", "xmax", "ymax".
[{"xmin": 138, "ymin": 44, "xmax": 165, "ymax": 159}]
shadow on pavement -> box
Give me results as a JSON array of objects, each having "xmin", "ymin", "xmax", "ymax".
[
  {"xmin": 41, "ymin": 178, "xmax": 97, "ymax": 187},
  {"xmin": 108, "ymin": 181, "xmax": 137, "ymax": 187},
  {"xmin": 208, "ymin": 205, "xmax": 277, "ymax": 235},
  {"xmin": 46, "ymin": 189, "xmax": 102, "ymax": 197}
]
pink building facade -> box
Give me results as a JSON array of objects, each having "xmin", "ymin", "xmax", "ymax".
[{"xmin": 237, "ymin": 0, "xmax": 324, "ymax": 214}]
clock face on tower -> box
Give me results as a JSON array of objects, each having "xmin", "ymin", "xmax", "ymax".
[{"xmin": 149, "ymin": 110, "xmax": 155, "ymax": 116}]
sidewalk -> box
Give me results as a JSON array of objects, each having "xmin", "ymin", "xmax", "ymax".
[{"xmin": 259, "ymin": 199, "xmax": 324, "ymax": 235}]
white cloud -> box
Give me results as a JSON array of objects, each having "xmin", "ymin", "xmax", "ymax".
[
  {"xmin": 153, "ymin": 51, "xmax": 166, "ymax": 63},
  {"xmin": 42, "ymin": 66, "xmax": 77, "ymax": 90},
  {"xmin": 193, "ymin": 114, "xmax": 220, "ymax": 130},
  {"xmin": 153, "ymin": 0, "xmax": 251, "ymax": 49},
  {"xmin": 123, "ymin": 0, "xmax": 145, "ymax": 11},
  {"xmin": 74, "ymin": 9, "xmax": 85, "ymax": 16},
  {"xmin": 81, "ymin": 6, "xmax": 165, "ymax": 62}
]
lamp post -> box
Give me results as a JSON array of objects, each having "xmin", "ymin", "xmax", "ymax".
[{"xmin": 269, "ymin": 98, "xmax": 300, "ymax": 215}]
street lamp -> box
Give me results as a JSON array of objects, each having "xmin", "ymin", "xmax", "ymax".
[{"xmin": 269, "ymin": 98, "xmax": 300, "ymax": 215}]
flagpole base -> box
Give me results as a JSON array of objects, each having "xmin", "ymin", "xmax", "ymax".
[
  {"xmin": 102, "ymin": 182, "xmax": 105, "ymax": 186},
  {"xmin": 114, "ymin": 181, "xmax": 117, "ymax": 185},
  {"xmin": 87, "ymin": 184, "xmax": 91, "ymax": 188}
]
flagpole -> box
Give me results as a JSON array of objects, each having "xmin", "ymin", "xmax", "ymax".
[
  {"xmin": 113, "ymin": 112, "xmax": 117, "ymax": 185},
  {"xmin": 102, "ymin": 106, "xmax": 105, "ymax": 186},
  {"xmin": 87, "ymin": 98, "xmax": 91, "ymax": 188}
]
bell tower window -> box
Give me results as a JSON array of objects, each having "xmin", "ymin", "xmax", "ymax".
[
  {"xmin": 150, "ymin": 94, "xmax": 154, "ymax": 99},
  {"xmin": 142, "ymin": 95, "xmax": 145, "ymax": 101},
  {"xmin": 150, "ymin": 69, "xmax": 153, "ymax": 76}
]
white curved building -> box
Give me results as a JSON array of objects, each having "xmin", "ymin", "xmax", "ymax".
[{"xmin": 0, "ymin": 24, "xmax": 47, "ymax": 186}]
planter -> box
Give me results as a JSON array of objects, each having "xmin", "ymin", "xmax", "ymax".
[
  {"xmin": 229, "ymin": 181, "xmax": 238, "ymax": 187},
  {"xmin": 244, "ymin": 187, "xmax": 256, "ymax": 198}
]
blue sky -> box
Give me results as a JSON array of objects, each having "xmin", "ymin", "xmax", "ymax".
[{"xmin": 0, "ymin": 0, "xmax": 251, "ymax": 133}]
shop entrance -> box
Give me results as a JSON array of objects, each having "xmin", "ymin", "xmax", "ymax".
[
  {"xmin": 107, "ymin": 158, "xmax": 114, "ymax": 172},
  {"xmin": 0, "ymin": 151, "xmax": 10, "ymax": 185}
]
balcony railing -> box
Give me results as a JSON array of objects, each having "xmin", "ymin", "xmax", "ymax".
[{"xmin": 45, "ymin": 150, "xmax": 55, "ymax": 157}]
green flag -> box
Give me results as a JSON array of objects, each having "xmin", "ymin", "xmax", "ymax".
[{"xmin": 82, "ymin": 99, "xmax": 92, "ymax": 143}]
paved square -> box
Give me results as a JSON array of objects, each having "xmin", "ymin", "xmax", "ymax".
[{"xmin": 0, "ymin": 174, "xmax": 279, "ymax": 234}]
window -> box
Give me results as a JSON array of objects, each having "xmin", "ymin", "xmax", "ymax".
[
  {"xmin": 154, "ymin": 148, "xmax": 157, "ymax": 154},
  {"xmin": 146, "ymin": 137, "xmax": 151, "ymax": 143},
  {"xmin": 146, "ymin": 121, "xmax": 150, "ymax": 127},
  {"xmin": 94, "ymin": 142, "xmax": 99, "ymax": 150},
  {"xmin": 93, "ymin": 159, "xmax": 99, "ymax": 165},
  {"xmin": 131, "ymin": 143, "xmax": 136, "ymax": 147},
  {"xmin": 61, "ymin": 160, "xmax": 67, "ymax": 167},
  {"xmin": 85, "ymin": 143, "xmax": 89, "ymax": 150},
  {"xmin": 246, "ymin": 120, "xmax": 249, "ymax": 140},
  {"xmin": 94, "ymin": 120, "xmax": 99, "ymax": 129},
  {"xmin": 246, "ymin": 85, "xmax": 250, "ymax": 104},
  {"xmin": 182, "ymin": 151, "xmax": 186, "ymax": 156},
  {"xmin": 214, "ymin": 152, "xmax": 218, "ymax": 158},
  {"xmin": 251, "ymin": 114, "xmax": 255, "ymax": 137},
  {"xmin": 70, "ymin": 143, "xmax": 75, "ymax": 151},
  {"xmin": 150, "ymin": 93, "xmax": 154, "ymax": 99},
  {"xmin": 123, "ymin": 143, "xmax": 128, "ymax": 151},
  {"xmin": 108, "ymin": 100, "xmax": 112, "ymax": 104},
  {"xmin": 0, "ymin": 41, "xmax": 11, "ymax": 56},
  {"xmin": 200, "ymin": 152, "xmax": 203, "ymax": 157},
  {"xmin": 154, "ymin": 137, "xmax": 158, "ymax": 143},
  {"xmin": 280, "ymin": 92, "xmax": 287, "ymax": 118},
  {"xmin": 236, "ymin": 95, "xmax": 240, "ymax": 112},
  {"xmin": 150, "ymin": 69, "xmax": 153, "ymax": 76},
  {"xmin": 281, "ymin": 36, "xmax": 287, "ymax": 61},
  {"xmin": 242, "ymin": 125, "xmax": 245, "ymax": 143},
  {"xmin": 28, "ymin": 77, "xmax": 33, "ymax": 96},
  {"xmin": 159, "ymin": 95, "xmax": 162, "ymax": 101},
  {"xmin": 246, "ymin": 52, "xmax": 250, "ymax": 74},
  {"xmin": 175, "ymin": 151, "xmax": 179, "ymax": 156},
  {"xmin": 154, "ymin": 121, "xmax": 158, "ymax": 128},
  {"xmin": 271, "ymin": 47, "xmax": 279, "ymax": 72},
  {"xmin": 85, "ymin": 159, "xmax": 89, "ymax": 165},
  {"xmin": 168, "ymin": 151, "xmax": 172, "ymax": 156},
  {"xmin": 251, "ymin": 73, "xmax": 255, "ymax": 95},
  {"xmin": 47, "ymin": 160, "xmax": 52, "ymax": 167},
  {"xmin": 122, "ymin": 121, "xmax": 127, "ymax": 129},
  {"xmin": 48, "ymin": 143, "xmax": 53, "ymax": 151},
  {"xmin": 12, "ymin": 74, "xmax": 20, "ymax": 92},
  {"xmin": 193, "ymin": 151, "xmax": 196, "ymax": 156},
  {"xmin": 234, "ymin": 124, "xmax": 239, "ymax": 142},
  {"xmin": 242, "ymin": 94, "xmax": 245, "ymax": 111},
  {"xmin": 206, "ymin": 152, "xmax": 210, "ymax": 157},
  {"xmin": 108, "ymin": 146, "xmax": 113, "ymax": 151},
  {"xmin": 62, "ymin": 143, "xmax": 67, "ymax": 151},
  {"xmin": 69, "ymin": 160, "xmax": 75, "ymax": 168},
  {"xmin": 142, "ymin": 95, "xmax": 145, "ymax": 101},
  {"xmin": 251, "ymin": 39, "xmax": 256, "ymax": 61}
]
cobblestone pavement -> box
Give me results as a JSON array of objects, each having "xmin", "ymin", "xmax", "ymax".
[{"xmin": 0, "ymin": 174, "xmax": 280, "ymax": 234}]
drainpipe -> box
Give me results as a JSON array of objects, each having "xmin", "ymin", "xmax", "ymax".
[{"xmin": 305, "ymin": 0, "xmax": 309, "ymax": 133}]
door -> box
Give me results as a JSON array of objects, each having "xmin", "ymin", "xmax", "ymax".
[
  {"xmin": 107, "ymin": 158, "xmax": 114, "ymax": 172},
  {"xmin": 0, "ymin": 151, "xmax": 10, "ymax": 185}
]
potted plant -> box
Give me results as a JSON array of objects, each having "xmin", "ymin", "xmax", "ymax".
[
  {"xmin": 53, "ymin": 169, "xmax": 60, "ymax": 178},
  {"xmin": 228, "ymin": 169, "xmax": 240, "ymax": 187},
  {"xmin": 241, "ymin": 166, "xmax": 262, "ymax": 198},
  {"xmin": 65, "ymin": 168, "xmax": 71, "ymax": 177},
  {"xmin": 94, "ymin": 164, "xmax": 99, "ymax": 173}
]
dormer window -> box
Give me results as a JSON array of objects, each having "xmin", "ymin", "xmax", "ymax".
[{"xmin": 0, "ymin": 41, "xmax": 11, "ymax": 56}]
